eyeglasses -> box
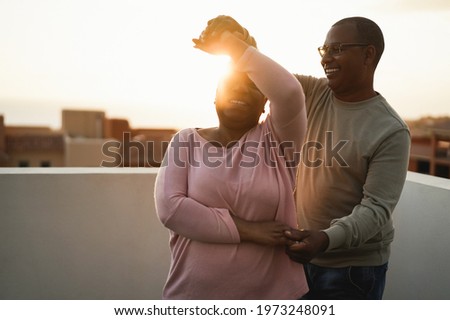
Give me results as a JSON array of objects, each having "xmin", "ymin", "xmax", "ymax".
[{"xmin": 318, "ymin": 43, "xmax": 369, "ymax": 58}]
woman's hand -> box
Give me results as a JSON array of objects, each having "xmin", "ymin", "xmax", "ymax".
[
  {"xmin": 232, "ymin": 215, "xmax": 292, "ymax": 246},
  {"xmin": 192, "ymin": 15, "xmax": 256, "ymax": 57},
  {"xmin": 193, "ymin": 15, "xmax": 256, "ymax": 47},
  {"xmin": 192, "ymin": 29, "xmax": 237, "ymax": 55}
]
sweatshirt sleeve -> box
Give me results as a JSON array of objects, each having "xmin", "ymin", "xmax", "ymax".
[
  {"xmin": 324, "ymin": 128, "xmax": 411, "ymax": 250},
  {"xmin": 235, "ymin": 47, "xmax": 307, "ymax": 157},
  {"xmin": 154, "ymin": 130, "xmax": 241, "ymax": 244}
]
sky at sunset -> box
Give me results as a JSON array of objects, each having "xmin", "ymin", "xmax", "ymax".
[{"xmin": 0, "ymin": 0, "xmax": 449, "ymax": 130}]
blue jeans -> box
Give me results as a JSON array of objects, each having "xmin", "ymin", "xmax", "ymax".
[{"xmin": 301, "ymin": 263, "xmax": 388, "ymax": 300}]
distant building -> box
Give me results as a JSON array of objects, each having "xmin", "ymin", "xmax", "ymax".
[
  {"xmin": 102, "ymin": 118, "xmax": 176, "ymax": 167},
  {"xmin": 406, "ymin": 116, "xmax": 450, "ymax": 178},
  {"xmin": 62, "ymin": 109, "xmax": 105, "ymax": 138},
  {"xmin": 409, "ymin": 129, "xmax": 450, "ymax": 178},
  {"xmin": 64, "ymin": 136, "xmax": 112, "ymax": 167},
  {"xmin": 0, "ymin": 109, "xmax": 177, "ymax": 168},
  {"xmin": 0, "ymin": 116, "xmax": 7, "ymax": 166},
  {"xmin": 104, "ymin": 118, "xmax": 130, "ymax": 141},
  {"xmin": 2, "ymin": 110, "xmax": 450, "ymax": 177},
  {"xmin": 2, "ymin": 124, "xmax": 64, "ymax": 167}
]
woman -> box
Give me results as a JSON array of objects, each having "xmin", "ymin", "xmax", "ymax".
[{"xmin": 154, "ymin": 15, "xmax": 308, "ymax": 299}]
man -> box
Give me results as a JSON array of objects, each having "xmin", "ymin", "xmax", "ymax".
[{"xmin": 284, "ymin": 17, "xmax": 411, "ymax": 299}]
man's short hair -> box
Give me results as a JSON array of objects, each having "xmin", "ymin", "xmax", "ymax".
[{"xmin": 333, "ymin": 17, "xmax": 385, "ymax": 67}]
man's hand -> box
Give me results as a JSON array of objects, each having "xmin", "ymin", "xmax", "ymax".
[{"xmin": 284, "ymin": 229, "xmax": 330, "ymax": 264}]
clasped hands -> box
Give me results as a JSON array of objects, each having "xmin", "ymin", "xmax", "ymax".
[
  {"xmin": 233, "ymin": 214, "xmax": 329, "ymax": 264},
  {"xmin": 248, "ymin": 222, "xmax": 330, "ymax": 264},
  {"xmin": 284, "ymin": 229, "xmax": 330, "ymax": 264}
]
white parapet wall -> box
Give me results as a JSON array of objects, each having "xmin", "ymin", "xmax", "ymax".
[
  {"xmin": 0, "ymin": 167, "xmax": 169, "ymax": 299},
  {"xmin": 0, "ymin": 168, "xmax": 450, "ymax": 299},
  {"xmin": 384, "ymin": 171, "xmax": 450, "ymax": 299}
]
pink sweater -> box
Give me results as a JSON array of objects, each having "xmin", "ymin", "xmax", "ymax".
[{"xmin": 154, "ymin": 48, "xmax": 308, "ymax": 299}]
